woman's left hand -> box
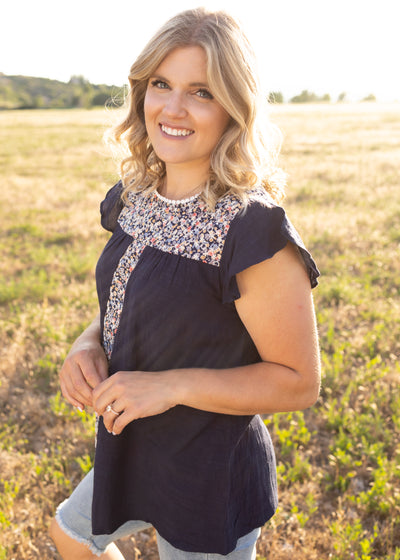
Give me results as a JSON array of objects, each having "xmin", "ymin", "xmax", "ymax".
[{"xmin": 92, "ymin": 370, "xmax": 178, "ymax": 435}]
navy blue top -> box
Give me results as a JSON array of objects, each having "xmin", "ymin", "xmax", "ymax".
[{"xmin": 92, "ymin": 182, "xmax": 319, "ymax": 554}]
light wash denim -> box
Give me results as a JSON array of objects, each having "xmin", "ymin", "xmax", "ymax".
[{"xmin": 55, "ymin": 469, "xmax": 260, "ymax": 559}]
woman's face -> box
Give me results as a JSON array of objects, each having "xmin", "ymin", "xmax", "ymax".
[{"xmin": 144, "ymin": 46, "xmax": 230, "ymax": 176}]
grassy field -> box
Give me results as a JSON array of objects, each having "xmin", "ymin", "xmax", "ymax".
[{"xmin": 0, "ymin": 104, "xmax": 399, "ymax": 559}]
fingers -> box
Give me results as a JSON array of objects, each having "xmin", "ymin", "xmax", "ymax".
[
  {"xmin": 77, "ymin": 349, "xmax": 109, "ymax": 388},
  {"xmin": 93, "ymin": 373, "xmax": 137, "ymax": 434},
  {"xmin": 102, "ymin": 403, "xmax": 139, "ymax": 436},
  {"xmin": 92, "ymin": 372, "xmax": 116, "ymax": 407},
  {"xmin": 92, "ymin": 372, "xmax": 135, "ymax": 418},
  {"xmin": 93, "ymin": 371, "xmax": 176, "ymax": 436},
  {"xmin": 59, "ymin": 378, "xmax": 85, "ymax": 411},
  {"xmin": 105, "ymin": 404, "xmax": 120, "ymax": 417},
  {"xmin": 108, "ymin": 410, "xmax": 131, "ymax": 435},
  {"xmin": 93, "ymin": 351, "xmax": 109, "ymax": 384},
  {"xmin": 59, "ymin": 347, "xmax": 109, "ymax": 410},
  {"xmin": 59, "ymin": 360, "xmax": 93, "ymax": 406},
  {"xmin": 102, "ymin": 400, "xmax": 125, "ymax": 434}
]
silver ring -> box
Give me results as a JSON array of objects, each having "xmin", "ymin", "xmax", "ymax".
[{"xmin": 105, "ymin": 404, "xmax": 120, "ymax": 416}]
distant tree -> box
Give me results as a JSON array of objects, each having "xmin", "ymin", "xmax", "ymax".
[
  {"xmin": 92, "ymin": 91, "xmax": 111, "ymax": 106},
  {"xmin": 290, "ymin": 90, "xmax": 318, "ymax": 103},
  {"xmin": 268, "ymin": 91, "xmax": 284, "ymax": 104},
  {"xmin": 33, "ymin": 95, "xmax": 46, "ymax": 108},
  {"xmin": 337, "ymin": 91, "xmax": 347, "ymax": 102},
  {"xmin": 68, "ymin": 75, "xmax": 90, "ymax": 86},
  {"xmin": 290, "ymin": 90, "xmax": 331, "ymax": 103},
  {"xmin": 70, "ymin": 93, "xmax": 82, "ymax": 108},
  {"xmin": 362, "ymin": 93, "xmax": 376, "ymax": 102}
]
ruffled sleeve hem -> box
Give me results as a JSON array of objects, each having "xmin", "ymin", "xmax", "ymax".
[
  {"xmin": 100, "ymin": 181, "xmax": 124, "ymax": 232},
  {"xmin": 220, "ymin": 202, "xmax": 320, "ymax": 304}
]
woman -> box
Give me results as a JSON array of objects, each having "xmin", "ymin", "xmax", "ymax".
[{"xmin": 50, "ymin": 8, "xmax": 320, "ymax": 560}]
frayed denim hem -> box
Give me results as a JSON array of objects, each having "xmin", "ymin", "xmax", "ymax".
[{"xmin": 55, "ymin": 500, "xmax": 105, "ymax": 557}]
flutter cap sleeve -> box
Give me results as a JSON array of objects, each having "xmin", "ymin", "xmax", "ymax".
[
  {"xmin": 100, "ymin": 181, "xmax": 124, "ymax": 232},
  {"xmin": 220, "ymin": 202, "xmax": 320, "ymax": 304}
]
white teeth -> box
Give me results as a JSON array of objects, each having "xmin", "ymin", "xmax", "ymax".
[{"xmin": 161, "ymin": 125, "xmax": 193, "ymax": 137}]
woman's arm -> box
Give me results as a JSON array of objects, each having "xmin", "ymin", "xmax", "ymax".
[
  {"xmin": 94, "ymin": 243, "xmax": 321, "ymax": 434},
  {"xmin": 59, "ymin": 313, "xmax": 108, "ymax": 410},
  {"xmin": 177, "ymin": 242, "xmax": 321, "ymax": 414}
]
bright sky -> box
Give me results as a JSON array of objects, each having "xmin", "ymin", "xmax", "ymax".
[{"xmin": 2, "ymin": 0, "xmax": 399, "ymax": 102}]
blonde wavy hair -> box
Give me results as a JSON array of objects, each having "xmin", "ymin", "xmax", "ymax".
[{"xmin": 108, "ymin": 7, "xmax": 286, "ymax": 207}]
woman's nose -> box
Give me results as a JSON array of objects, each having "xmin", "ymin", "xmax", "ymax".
[{"xmin": 163, "ymin": 91, "xmax": 188, "ymax": 118}]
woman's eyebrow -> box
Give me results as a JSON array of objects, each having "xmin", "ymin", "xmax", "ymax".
[
  {"xmin": 150, "ymin": 74, "xmax": 209, "ymax": 88},
  {"xmin": 149, "ymin": 74, "xmax": 169, "ymax": 83},
  {"xmin": 189, "ymin": 82, "xmax": 209, "ymax": 88}
]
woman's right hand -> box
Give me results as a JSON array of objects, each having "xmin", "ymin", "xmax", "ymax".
[{"xmin": 59, "ymin": 315, "xmax": 108, "ymax": 411}]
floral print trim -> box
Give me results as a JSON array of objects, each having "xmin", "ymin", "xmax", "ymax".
[
  {"xmin": 120, "ymin": 190, "xmax": 243, "ymax": 265},
  {"xmin": 102, "ymin": 190, "xmax": 248, "ymax": 359}
]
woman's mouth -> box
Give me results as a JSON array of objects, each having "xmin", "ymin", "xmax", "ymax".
[{"xmin": 160, "ymin": 124, "xmax": 195, "ymax": 137}]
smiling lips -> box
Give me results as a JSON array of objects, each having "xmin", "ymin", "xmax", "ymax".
[{"xmin": 160, "ymin": 123, "xmax": 195, "ymax": 137}]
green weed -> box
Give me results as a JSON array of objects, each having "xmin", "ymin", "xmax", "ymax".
[{"xmin": 76, "ymin": 453, "xmax": 94, "ymax": 475}]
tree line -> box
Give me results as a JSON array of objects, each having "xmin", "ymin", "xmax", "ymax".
[
  {"xmin": 0, "ymin": 74, "xmax": 376, "ymax": 110},
  {"xmin": 0, "ymin": 74, "xmax": 123, "ymax": 110},
  {"xmin": 269, "ymin": 90, "xmax": 376, "ymax": 104}
]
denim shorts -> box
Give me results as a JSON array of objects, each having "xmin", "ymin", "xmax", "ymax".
[{"xmin": 56, "ymin": 469, "xmax": 260, "ymax": 559}]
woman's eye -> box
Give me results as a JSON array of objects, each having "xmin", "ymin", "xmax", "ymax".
[
  {"xmin": 197, "ymin": 89, "xmax": 213, "ymax": 100},
  {"xmin": 195, "ymin": 89, "xmax": 214, "ymax": 100},
  {"xmin": 150, "ymin": 79, "xmax": 169, "ymax": 90}
]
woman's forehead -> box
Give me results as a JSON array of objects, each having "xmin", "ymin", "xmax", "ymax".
[{"xmin": 153, "ymin": 46, "xmax": 208, "ymax": 83}]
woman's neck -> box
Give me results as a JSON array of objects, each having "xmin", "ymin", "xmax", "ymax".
[
  {"xmin": 158, "ymin": 182, "xmax": 204, "ymax": 201},
  {"xmin": 161, "ymin": 164, "xmax": 209, "ymax": 200}
]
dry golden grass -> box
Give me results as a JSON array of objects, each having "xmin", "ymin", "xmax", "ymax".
[{"xmin": 0, "ymin": 104, "xmax": 399, "ymax": 559}]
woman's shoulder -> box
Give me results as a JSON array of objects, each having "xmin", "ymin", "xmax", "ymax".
[
  {"xmin": 100, "ymin": 181, "xmax": 124, "ymax": 232},
  {"xmin": 243, "ymin": 186, "xmax": 278, "ymax": 208},
  {"xmin": 219, "ymin": 187, "xmax": 319, "ymax": 302},
  {"xmin": 214, "ymin": 187, "xmax": 282, "ymax": 230},
  {"xmin": 217, "ymin": 186, "xmax": 278, "ymax": 212},
  {"xmin": 210, "ymin": 187, "xmax": 287, "ymax": 251}
]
